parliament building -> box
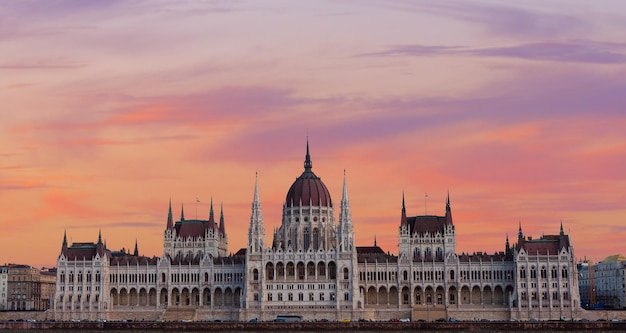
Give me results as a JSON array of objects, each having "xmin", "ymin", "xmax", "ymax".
[{"xmin": 51, "ymin": 143, "xmax": 583, "ymax": 322}]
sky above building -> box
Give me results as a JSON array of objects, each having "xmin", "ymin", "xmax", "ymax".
[{"xmin": 1, "ymin": 0, "xmax": 625, "ymax": 268}]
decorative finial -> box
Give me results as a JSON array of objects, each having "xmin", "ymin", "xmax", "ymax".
[{"xmin": 304, "ymin": 138, "xmax": 312, "ymax": 171}]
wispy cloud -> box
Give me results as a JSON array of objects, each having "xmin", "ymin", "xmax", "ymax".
[
  {"xmin": 363, "ymin": 0, "xmax": 588, "ymax": 38},
  {"xmin": 362, "ymin": 40, "xmax": 626, "ymax": 64}
]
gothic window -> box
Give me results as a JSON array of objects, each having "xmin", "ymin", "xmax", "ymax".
[
  {"xmin": 449, "ymin": 270, "xmax": 455, "ymax": 280},
  {"xmin": 268, "ymin": 293, "xmax": 273, "ymax": 301},
  {"xmin": 520, "ymin": 267, "xmax": 526, "ymax": 279},
  {"xmin": 304, "ymin": 228, "xmax": 310, "ymax": 250},
  {"xmin": 297, "ymin": 262, "xmax": 305, "ymax": 280},
  {"xmin": 298, "ymin": 293, "xmax": 304, "ymax": 301},
  {"xmin": 278, "ymin": 293, "xmax": 283, "ymax": 301},
  {"xmin": 561, "ymin": 266, "xmax": 568, "ymax": 278},
  {"xmin": 343, "ymin": 268, "xmax": 349, "ymax": 280},
  {"xmin": 319, "ymin": 293, "xmax": 324, "ymax": 301},
  {"xmin": 425, "ymin": 247, "xmax": 432, "ymax": 258},
  {"xmin": 436, "ymin": 247, "xmax": 443, "ymax": 259},
  {"xmin": 288, "ymin": 293, "xmax": 293, "ymax": 301},
  {"xmin": 308, "ymin": 262, "xmax": 316, "ymax": 276},
  {"xmin": 328, "ymin": 262, "xmax": 337, "ymax": 280},
  {"xmin": 309, "ymin": 292, "xmax": 314, "ymax": 301},
  {"xmin": 541, "ymin": 266, "xmax": 547, "ymax": 279},
  {"xmin": 530, "ymin": 266, "xmax": 537, "ymax": 279},
  {"xmin": 266, "ymin": 263, "xmax": 274, "ymax": 280},
  {"xmin": 403, "ymin": 270, "xmax": 408, "ymax": 281},
  {"xmin": 253, "ymin": 269, "xmax": 259, "ymax": 281}
]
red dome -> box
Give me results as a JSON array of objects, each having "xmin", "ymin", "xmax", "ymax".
[{"xmin": 285, "ymin": 142, "xmax": 332, "ymax": 207}]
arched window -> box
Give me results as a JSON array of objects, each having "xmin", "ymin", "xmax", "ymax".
[
  {"xmin": 304, "ymin": 228, "xmax": 310, "ymax": 250},
  {"xmin": 449, "ymin": 270, "xmax": 455, "ymax": 280},
  {"xmin": 403, "ymin": 270, "xmax": 408, "ymax": 281},
  {"xmin": 253, "ymin": 269, "xmax": 259, "ymax": 281},
  {"xmin": 343, "ymin": 268, "xmax": 349, "ymax": 280}
]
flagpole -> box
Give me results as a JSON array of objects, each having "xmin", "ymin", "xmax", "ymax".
[{"xmin": 425, "ymin": 192, "xmax": 428, "ymax": 215}]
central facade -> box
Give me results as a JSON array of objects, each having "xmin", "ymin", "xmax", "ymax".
[{"xmin": 51, "ymin": 142, "xmax": 584, "ymax": 322}]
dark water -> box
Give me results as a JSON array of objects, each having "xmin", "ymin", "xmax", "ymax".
[{"xmin": 7, "ymin": 327, "xmax": 619, "ymax": 333}]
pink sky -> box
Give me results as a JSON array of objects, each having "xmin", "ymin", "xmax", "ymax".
[{"xmin": 1, "ymin": 0, "xmax": 625, "ymax": 268}]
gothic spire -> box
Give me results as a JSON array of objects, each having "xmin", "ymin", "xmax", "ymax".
[
  {"xmin": 339, "ymin": 169, "xmax": 352, "ymax": 225},
  {"xmin": 208, "ymin": 197, "xmax": 216, "ymax": 230},
  {"xmin": 133, "ymin": 239, "xmax": 138, "ymax": 256},
  {"xmin": 98, "ymin": 229, "xmax": 102, "ymax": 245},
  {"xmin": 560, "ymin": 220, "xmax": 564, "ymax": 236},
  {"xmin": 180, "ymin": 203, "xmax": 185, "ymax": 221},
  {"xmin": 505, "ymin": 233, "xmax": 510, "ymax": 252},
  {"xmin": 62, "ymin": 229, "xmax": 68, "ymax": 254},
  {"xmin": 166, "ymin": 198, "xmax": 174, "ymax": 230},
  {"xmin": 253, "ymin": 172, "xmax": 261, "ymax": 207},
  {"xmin": 445, "ymin": 190, "xmax": 453, "ymax": 226},
  {"xmin": 518, "ymin": 221, "xmax": 523, "ymax": 240},
  {"xmin": 249, "ymin": 172, "xmax": 265, "ymax": 253},
  {"xmin": 400, "ymin": 191, "xmax": 408, "ymax": 227},
  {"xmin": 219, "ymin": 202, "xmax": 226, "ymax": 236}
]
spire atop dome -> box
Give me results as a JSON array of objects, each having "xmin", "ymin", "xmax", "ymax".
[
  {"xmin": 304, "ymin": 137, "xmax": 312, "ymax": 171},
  {"xmin": 285, "ymin": 139, "xmax": 332, "ymax": 207}
]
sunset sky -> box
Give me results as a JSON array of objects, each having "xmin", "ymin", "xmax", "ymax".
[{"xmin": 1, "ymin": 0, "xmax": 625, "ymax": 268}]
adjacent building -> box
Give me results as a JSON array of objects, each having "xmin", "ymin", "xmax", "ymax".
[
  {"xmin": 578, "ymin": 255, "xmax": 626, "ymax": 310},
  {"xmin": 51, "ymin": 142, "xmax": 583, "ymax": 321},
  {"xmin": 5, "ymin": 264, "xmax": 56, "ymax": 311},
  {"xmin": 0, "ymin": 266, "xmax": 8, "ymax": 310}
]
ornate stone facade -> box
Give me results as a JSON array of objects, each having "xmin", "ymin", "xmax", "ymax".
[{"xmin": 51, "ymin": 142, "xmax": 583, "ymax": 321}]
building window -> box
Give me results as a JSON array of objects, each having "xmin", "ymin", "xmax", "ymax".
[{"xmin": 288, "ymin": 293, "xmax": 293, "ymax": 301}]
